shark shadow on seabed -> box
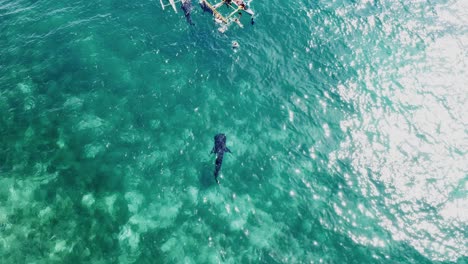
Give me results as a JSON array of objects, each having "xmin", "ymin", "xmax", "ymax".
[{"xmin": 199, "ymin": 161, "xmax": 217, "ymax": 188}]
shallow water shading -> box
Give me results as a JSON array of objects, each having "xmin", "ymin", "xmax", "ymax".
[{"xmin": 0, "ymin": 0, "xmax": 467, "ymax": 263}]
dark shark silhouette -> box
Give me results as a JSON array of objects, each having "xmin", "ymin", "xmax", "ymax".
[
  {"xmin": 181, "ymin": 0, "xmax": 194, "ymax": 25},
  {"xmin": 211, "ymin": 133, "xmax": 231, "ymax": 184},
  {"xmin": 199, "ymin": 0, "xmax": 213, "ymax": 14}
]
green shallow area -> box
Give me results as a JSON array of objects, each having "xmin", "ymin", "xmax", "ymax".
[{"xmin": 0, "ymin": 0, "xmax": 467, "ymax": 263}]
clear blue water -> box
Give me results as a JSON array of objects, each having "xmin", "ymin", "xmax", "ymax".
[{"xmin": 0, "ymin": 0, "xmax": 467, "ymax": 263}]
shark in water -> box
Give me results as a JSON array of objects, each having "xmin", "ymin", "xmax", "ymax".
[
  {"xmin": 211, "ymin": 133, "xmax": 231, "ymax": 184},
  {"xmin": 181, "ymin": 0, "xmax": 194, "ymax": 25}
]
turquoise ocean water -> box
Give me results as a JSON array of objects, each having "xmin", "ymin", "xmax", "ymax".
[{"xmin": 1, "ymin": 0, "xmax": 467, "ymax": 263}]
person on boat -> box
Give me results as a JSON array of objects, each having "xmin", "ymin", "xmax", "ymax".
[
  {"xmin": 233, "ymin": 0, "xmax": 243, "ymax": 6},
  {"xmin": 231, "ymin": 0, "xmax": 254, "ymax": 19}
]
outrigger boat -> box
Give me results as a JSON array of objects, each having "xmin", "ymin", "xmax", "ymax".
[
  {"xmin": 200, "ymin": 0, "xmax": 255, "ymax": 31},
  {"xmin": 160, "ymin": 0, "xmax": 255, "ymax": 32},
  {"xmin": 212, "ymin": 0, "xmax": 254, "ymax": 17}
]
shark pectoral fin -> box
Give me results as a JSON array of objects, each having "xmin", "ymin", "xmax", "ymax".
[{"xmin": 226, "ymin": 147, "xmax": 232, "ymax": 153}]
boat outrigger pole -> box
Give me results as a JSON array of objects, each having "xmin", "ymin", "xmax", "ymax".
[
  {"xmin": 200, "ymin": 0, "xmax": 228, "ymax": 24},
  {"xmin": 160, "ymin": 0, "xmax": 178, "ymax": 12}
]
